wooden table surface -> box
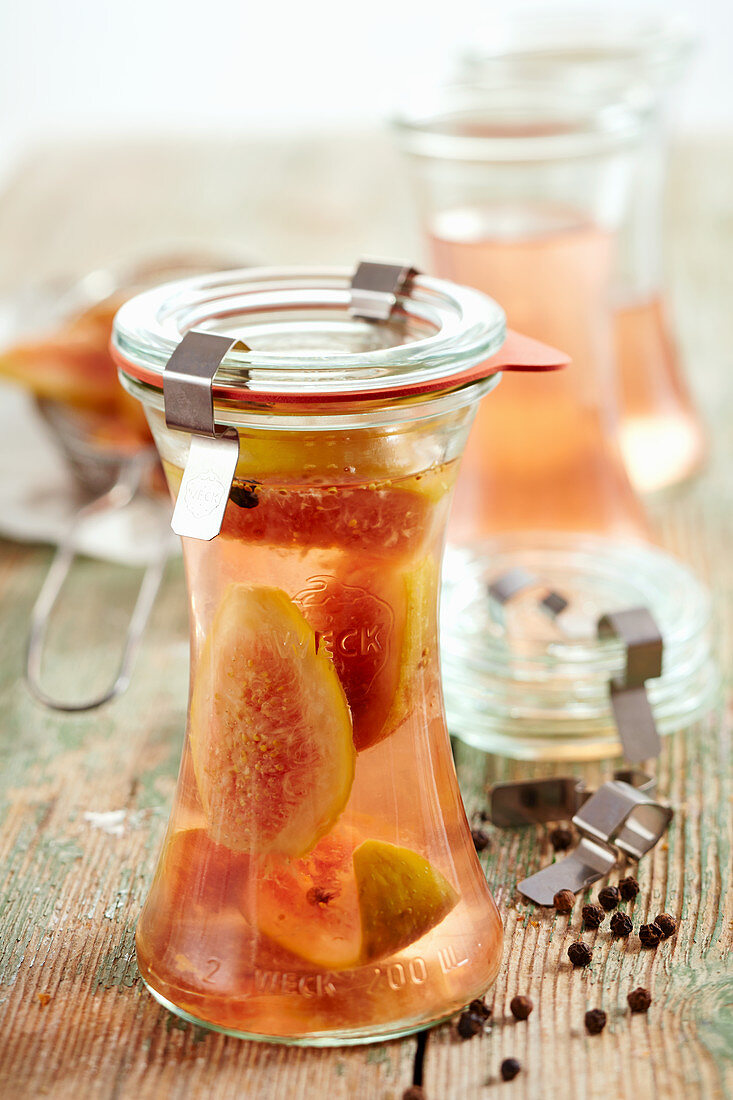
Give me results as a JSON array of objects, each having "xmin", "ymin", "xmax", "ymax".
[{"xmin": 0, "ymin": 134, "xmax": 730, "ymax": 1100}]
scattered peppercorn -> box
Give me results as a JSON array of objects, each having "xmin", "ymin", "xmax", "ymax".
[
  {"xmin": 457, "ymin": 1011, "xmax": 484, "ymax": 1040},
  {"xmin": 501, "ymin": 1058, "xmax": 521, "ymax": 1082},
  {"xmin": 553, "ymin": 889, "xmax": 576, "ymax": 914},
  {"xmin": 549, "ymin": 826, "xmax": 574, "ymax": 851},
  {"xmin": 510, "ymin": 995, "xmax": 534, "ymax": 1021},
  {"xmin": 618, "ymin": 875, "xmax": 640, "ymax": 901},
  {"xmin": 639, "ymin": 922, "xmax": 662, "ymax": 948},
  {"xmin": 610, "ymin": 911, "xmax": 633, "ymax": 937},
  {"xmin": 471, "ymin": 828, "xmax": 491, "ymax": 853},
  {"xmin": 653, "ymin": 913, "xmax": 677, "ymax": 939},
  {"xmin": 584, "ymin": 1009, "xmax": 607, "ymax": 1035},
  {"xmin": 469, "ymin": 998, "xmax": 492, "ymax": 1021},
  {"xmin": 627, "ymin": 987, "xmax": 652, "ymax": 1013},
  {"xmin": 582, "ymin": 903, "xmax": 605, "ymax": 930},
  {"xmin": 402, "ymin": 1088, "xmax": 425, "ymax": 1100},
  {"xmin": 598, "ymin": 885, "xmax": 620, "ymax": 911},
  {"xmin": 567, "ymin": 941, "xmax": 592, "ymax": 967}
]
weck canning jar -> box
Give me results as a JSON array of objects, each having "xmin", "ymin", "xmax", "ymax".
[{"xmin": 111, "ymin": 265, "xmax": 564, "ymax": 1044}]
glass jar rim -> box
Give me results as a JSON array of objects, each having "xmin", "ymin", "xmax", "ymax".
[
  {"xmin": 392, "ymin": 80, "xmax": 649, "ymax": 162},
  {"xmin": 111, "ymin": 265, "xmax": 507, "ymax": 405},
  {"xmin": 459, "ymin": 7, "xmax": 695, "ymax": 90}
]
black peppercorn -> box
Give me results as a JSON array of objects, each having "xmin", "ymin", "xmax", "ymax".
[
  {"xmin": 582, "ymin": 903, "xmax": 605, "ymax": 930},
  {"xmin": 639, "ymin": 922, "xmax": 662, "ymax": 948},
  {"xmin": 553, "ymin": 889, "xmax": 576, "ymax": 914},
  {"xmin": 471, "ymin": 828, "xmax": 490, "ymax": 853},
  {"xmin": 501, "ymin": 1058, "xmax": 521, "ymax": 1081},
  {"xmin": 549, "ymin": 826, "xmax": 574, "ymax": 851},
  {"xmin": 584, "ymin": 1008, "xmax": 607, "ymax": 1035},
  {"xmin": 610, "ymin": 911, "xmax": 633, "ymax": 937},
  {"xmin": 468, "ymin": 998, "xmax": 492, "ymax": 1021},
  {"xmin": 597, "ymin": 885, "xmax": 620, "ymax": 911},
  {"xmin": 457, "ymin": 1011, "xmax": 484, "ymax": 1040},
  {"xmin": 510, "ymin": 995, "xmax": 533, "ymax": 1021},
  {"xmin": 618, "ymin": 875, "xmax": 640, "ymax": 901},
  {"xmin": 653, "ymin": 913, "xmax": 677, "ymax": 938},
  {"xmin": 306, "ymin": 886, "xmax": 336, "ymax": 906},
  {"xmin": 628, "ymin": 987, "xmax": 652, "ymax": 1013},
  {"xmin": 229, "ymin": 481, "xmax": 260, "ymax": 509},
  {"xmin": 567, "ymin": 941, "xmax": 592, "ymax": 967}
]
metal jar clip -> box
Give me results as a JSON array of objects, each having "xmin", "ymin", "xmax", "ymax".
[
  {"xmin": 597, "ymin": 607, "xmax": 663, "ymax": 762},
  {"xmin": 349, "ymin": 260, "xmax": 417, "ymax": 321},
  {"xmin": 488, "ymin": 566, "xmax": 568, "ymax": 619},
  {"xmin": 488, "ymin": 771, "xmax": 672, "ymax": 904},
  {"xmin": 163, "ymin": 331, "xmax": 246, "ymax": 541}
]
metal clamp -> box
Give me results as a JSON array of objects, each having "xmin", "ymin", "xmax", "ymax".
[
  {"xmin": 489, "ymin": 769, "xmax": 655, "ymax": 827},
  {"xmin": 25, "ymin": 452, "xmax": 173, "ymax": 712},
  {"xmin": 598, "ymin": 607, "xmax": 663, "ymax": 763},
  {"xmin": 490, "ymin": 771, "xmax": 673, "ymax": 905},
  {"xmin": 163, "ymin": 330, "xmax": 246, "ymax": 541},
  {"xmin": 488, "ymin": 566, "xmax": 568, "ymax": 619},
  {"xmin": 349, "ymin": 261, "xmax": 417, "ymax": 321}
]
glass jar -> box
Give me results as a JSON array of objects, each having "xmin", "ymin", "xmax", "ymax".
[
  {"xmin": 394, "ymin": 80, "xmax": 651, "ymax": 541},
  {"xmin": 111, "ymin": 266, "xmax": 559, "ymax": 1045},
  {"xmin": 394, "ymin": 89, "xmax": 715, "ymax": 760},
  {"xmin": 457, "ymin": 8, "xmax": 706, "ymax": 494}
]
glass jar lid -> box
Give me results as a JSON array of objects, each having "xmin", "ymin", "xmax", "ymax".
[
  {"xmin": 111, "ymin": 265, "xmax": 510, "ymax": 406},
  {"xmin": 441, "ymin": 533, "xmax": 718, "ymax": 761}
]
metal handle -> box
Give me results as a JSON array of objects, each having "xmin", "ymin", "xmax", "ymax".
[{"xmin": 25, "ymin": 452, "xmax": 172, "ymax": 712}]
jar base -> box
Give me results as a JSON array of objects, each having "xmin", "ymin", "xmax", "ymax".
[{"xmin": 142, "ymin": 977, "xmax": 483, "ymax": 1047}]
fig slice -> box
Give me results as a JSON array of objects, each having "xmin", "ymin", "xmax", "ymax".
[{"xmin": 190, "ymin": 584, "xmax": 355, "ymax": 858}]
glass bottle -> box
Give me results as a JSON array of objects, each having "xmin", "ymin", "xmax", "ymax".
[
  {"xmin": 395, "ymin": 81, "xmax": 652, "ymax": 542},
  {"xmin": 111, "ymin": 267, "xmax": 559, "ymax": 1044},
  {"xmin": 457, "ymin": 9, "xmax": 706, "ymax": 494}
]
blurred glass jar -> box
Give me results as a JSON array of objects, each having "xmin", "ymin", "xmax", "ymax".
[
  {"xmin": 393, "ymin": 35, "xmax": 717, "ymax": 760},
  {"xmin": 455, "ymin": 8, "xmax": 706, "ymax": 495},
  {"xmin": 394, "ymin": 79, "xmax": 652, "ymax": 541}
]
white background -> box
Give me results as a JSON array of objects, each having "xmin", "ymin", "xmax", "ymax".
[{"xmin": 0, "ymin": 0, "xmax": 731, "ymax": 176}]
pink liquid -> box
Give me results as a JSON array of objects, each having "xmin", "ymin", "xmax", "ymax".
[
  {"xmin": 430, "ymin": 212, "xmax": 651, "ymax": 541},
  {"xmin": 615, "ymin": 296, "xmax": 706, "ymax": 493},
  {"xmin": 135, "ymin": 420, "xmax": 503, "ymax": 1042}
]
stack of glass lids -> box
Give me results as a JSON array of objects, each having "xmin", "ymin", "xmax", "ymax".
[{"xmin": 441, "ymin": 533, "xmax": 718, "ymax": 761}]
